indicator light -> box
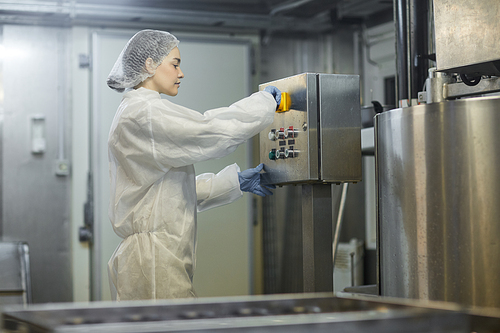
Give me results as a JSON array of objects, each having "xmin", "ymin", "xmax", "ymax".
[{"xmin": 269, "ymin": 150, "xmax": 276, "ymax": 160}]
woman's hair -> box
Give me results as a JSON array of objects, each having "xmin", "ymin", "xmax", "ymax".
[{"xmin": 107, "ymin": 30, "xmax": 179, "ymax": 92}]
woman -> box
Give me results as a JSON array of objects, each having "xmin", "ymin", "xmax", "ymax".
[{"xmin": 106, "ymin": 30, "xmax": 280, "ymax": 300}]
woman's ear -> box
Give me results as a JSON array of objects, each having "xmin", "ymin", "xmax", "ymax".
[{"xmin": 145, "ymin": 58, "xmax": 155, "ymax": 74}]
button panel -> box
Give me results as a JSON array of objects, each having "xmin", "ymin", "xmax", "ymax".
[{"xmin": 268, "ymin": 126, "xmax": 299, "ymax": 160}]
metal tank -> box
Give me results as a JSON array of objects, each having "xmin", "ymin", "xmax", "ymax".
[{"xmin": 375, "ymin": 96, "xmax": 500, "ymax": 308}]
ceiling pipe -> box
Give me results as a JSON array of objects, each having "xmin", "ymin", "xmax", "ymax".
[
  {"xmin": 0, "ymin": 0, "xmax": 332, "ymax": 33},
  {"xmin": 269, "ymin": 0, "xmax": 316, "ymax": 16}
]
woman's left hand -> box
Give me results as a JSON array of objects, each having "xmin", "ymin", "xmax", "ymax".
[{"xmin": 238, "ymin": 163, "xmax": 276, "ymax": 197}]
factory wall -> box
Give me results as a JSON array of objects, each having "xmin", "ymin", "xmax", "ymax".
[
  {"xmin": 0, "ymin": 25, "xmax": 73, "ymax": 303},
  {"xmin": 0, "ymin": 20, "xmax": 393, "ymax": 303},
  {"xmin": 0, "ymin": 23, "xmax": 265, "ymax": 303}
]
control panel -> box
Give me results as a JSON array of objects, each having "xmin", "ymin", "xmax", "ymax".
[
  {"xmin": 267, "ymin": 124, "xmax": 299, "ymax": 160},
  {"xmin": 259, "ymin": 73, "xmax": 361, "ymax": 185}
]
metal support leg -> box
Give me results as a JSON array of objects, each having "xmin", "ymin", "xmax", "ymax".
[{"xmin": 301, "ymin": 184, "xmax": 334, "ymax": 292}]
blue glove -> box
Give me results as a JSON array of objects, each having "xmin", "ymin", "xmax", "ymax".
[
  {"xmin": 264, "ymin": 86, "xmax": 281, "ymax": 107},
  {"xmin": 238, "ymin": 163, "xmax": 276, "ymax": 197}
]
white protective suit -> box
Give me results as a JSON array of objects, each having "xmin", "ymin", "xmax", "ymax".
[{"xmin": 108, "ymin": 87, "xmax": 275, "ymax": 300}]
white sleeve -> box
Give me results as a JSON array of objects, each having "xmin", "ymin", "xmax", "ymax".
[
  {"xmin": 196, "ymin": 163, "xmax": 243, "ymax": 212},
  {"xmin": 150, "ymin": 91, "xmax": 275, "ymax": 168}
]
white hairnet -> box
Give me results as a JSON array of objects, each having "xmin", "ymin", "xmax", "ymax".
[{"xmin": 107, "ymin": 30, "xmax": 179, "ymax": 92}]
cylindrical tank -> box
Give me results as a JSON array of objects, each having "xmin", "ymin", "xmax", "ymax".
[{"xmin": 375, "ymin": 96, "xmax": 500, "ymax": 308}]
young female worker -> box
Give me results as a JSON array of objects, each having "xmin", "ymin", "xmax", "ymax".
[{"xmin": 106, "ymin": 30, "xmax": 280, "ymax": 300}]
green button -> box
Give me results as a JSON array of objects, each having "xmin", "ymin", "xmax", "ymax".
[{"xmin": 269, "ymin": 151, "xmax": 276, "ymax": 160}]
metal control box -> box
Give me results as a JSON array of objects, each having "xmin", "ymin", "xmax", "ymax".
[{"xmin": 259, "ymin": 73, "xmax": 361, "ymax": 185}]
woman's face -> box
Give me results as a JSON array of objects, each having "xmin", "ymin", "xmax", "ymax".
[{"xmin": 149, "ymin": 47, "xmax": 184, "ymax": 96}]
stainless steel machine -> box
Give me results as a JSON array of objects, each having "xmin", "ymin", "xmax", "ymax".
[
  {"xmin": 258, "ymin": 73, "xmax": 361, "ymax": 293},
  {"xmin": 3, "ymin": 293, "xmax": 498, "ymax": 333},
  {"xmin": 377, "ymin": 0, "xmax": 500, "ymax": 308}
]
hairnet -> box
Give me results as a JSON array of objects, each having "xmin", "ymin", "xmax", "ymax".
[{"xmin": 107, "ymin": 30, "xmax": 179, "ymax": 92}]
